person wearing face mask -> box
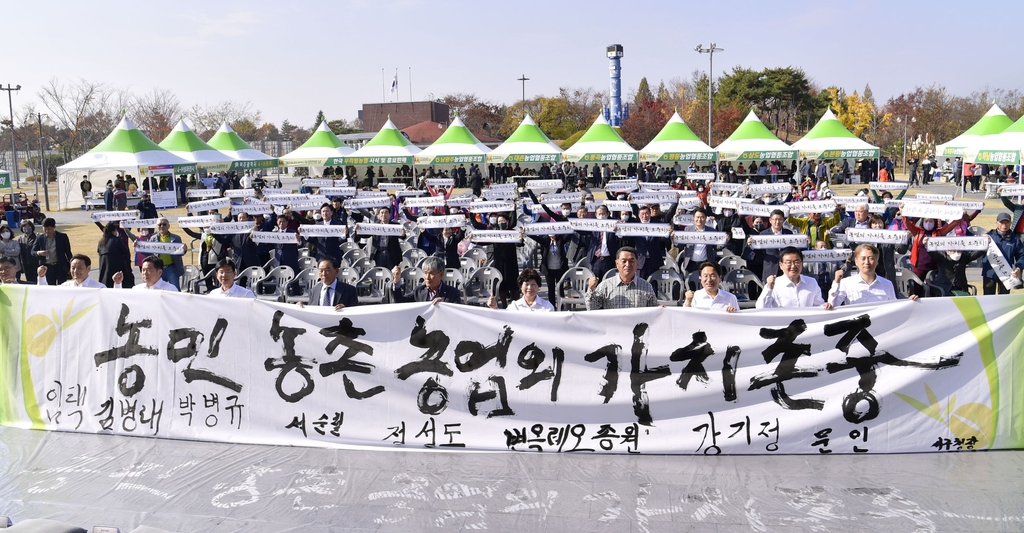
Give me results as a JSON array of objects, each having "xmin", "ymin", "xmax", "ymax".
[
  {"xmin": 623, "ymin": 205, "xmax": 670, "ymax": 280},
  {"xmin": 902, "ymin": 214, "xmax": 962, "ymax": 294},
  {"xmin": 927, "ymin": 243, "xmax": 985, "ymax": 296},
  {"xmin": 585, "ymin": 205, "xmax": 620, "ymax": 278},
  {"xmin": 16, "ymin": 221, "xmax": 40, "ymax": 283},
  {"xmin": 743, "ymin": 209, "xmax": 792, "ymax": 282},
  {"xmin": 678, "ymin": 208, "xmax": 720, "ymax": 273},
  {"xmin": 981, "ymin": 213, "xmax": 1024, "ymax": 295},
  {"xmin": 356, "ymin": 207, "xmax": 404, "ymax": 270},
  {"xmin": 0, "ymin": 225, "xmax": 20, "ymax": 279},
  {"xmin": 470, "ymin": 210, "xmax": 522, "ymax": 306}
]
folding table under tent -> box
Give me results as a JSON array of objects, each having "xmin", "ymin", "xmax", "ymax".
[
  {"xmin": 639, "ymin": 111, "xmax": 716, "ymax": 165},
  {"xmin": 206, "ymin": 122, "xmax": 279, "ymax": 173},
  {"xmin": 413, "ymin": 116, "xmax": 491, "ymax": 167},
  {"xmin": 278, "ymin": 121, "xmax": 354, "ymax": 174},
  {"xmin": 561, "ymin": 114, "xmax": 637, "ymax": 166},
  {"xmin": 963, "ymin": 113, "xmax": 1024, "ymax": 166},
  {"xmin": 56, "ymin": 117, "xmax": 196, "ymax": 210},
  {"xmin": 486, "ymin": 114, "xmax": 563, "ymax": 167},
  {"xmin": 715, "ymin": 110, "xmax": 797, "ymax": 164},
  {"xmin": 935, "ymin": 104, "xmax": 1013, "ymax": 159}
]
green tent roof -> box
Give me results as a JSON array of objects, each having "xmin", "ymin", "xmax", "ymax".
[
  {"xmin": 649, "ymin": 111, "xmax": 704, "ymax": 143},
  {"xmin": 575, "ymin": 113, "xmax": 631, "ymax": 145},
  {"xmin": 91, "ymin": 117, "xmax": 167, "ymax": 153},
  {"xmin": 207, "ymin": 123, "xmax": 257, "ymax": 152},
  {"xmin": 504, "ymin": 114, "xmax": 556, "ymax": 144},
  {"xmin": 364, "ymin": 118, "xmax": 416, "ymax": 148},
  {"xmin": 159, "ymin": 120, "xmax": 220, "ymax": 153},
  {"xmin": 962, "ymin": 104, "xmax": 1014, "ymax": 136},
  {"xmin": 300, "ymin": 121, "xmax": 347, "ymax": 149},
  {"xmin": 432, "ymin": 116, "xmax": 485, "ymax": 145},
  {"xmin": 724, "ymin": 110, "xmax": 783, "ymax": 142},
  {"xmin": 800, "ymin": 109, "xmax": 858, "ymax": 140}
]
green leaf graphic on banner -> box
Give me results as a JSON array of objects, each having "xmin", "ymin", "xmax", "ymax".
[
  {"xmin": 27, "ymin": 299, "xmax": 97, "ymax": 358},
  {"xmin": 895, "ymin": 384, "xmax": 994, "ymax": 449}
]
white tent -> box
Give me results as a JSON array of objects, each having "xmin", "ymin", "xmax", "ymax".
[
  {"xmin": 486, "ymin": 114, "xmax": 562, "ymax": 166},
  {"xmin": 791, "ymin": 109, "xmax": 880, "ymax": 160},
  {"xmin": 56, "ymin": 117, "xmax": 195, "ymax": 210},
  {"xmin": 159, "ymin": 119, "xmax": 235, "ymax": 168},
  {"xmin": 561, "ymin": 114, "xmax": 637, "ymax": 165},
  {"xmin": 414, "ymin": 116, "xmax": 491, "ymax": 166},
  {"xmin": 715, "ymin": 110, "xmax": 797, "ymax": 162},
  {"xmin": 206, "ymin": 122, "xmax": 278, "ymax": 172},
  {"xmin": 279, "ymin": 121, "xmax": 354, "ymax": 170},
  {"xmin": 935, "ymin": 104, "xmax": 1013, "ymax": 158}
]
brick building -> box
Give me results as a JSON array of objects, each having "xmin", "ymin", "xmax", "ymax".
[{"xmin": 359, "ymin": 101, "xmax": 450, "ymax": 132}]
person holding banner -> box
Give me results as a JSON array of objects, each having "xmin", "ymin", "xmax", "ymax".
[
  {"xmin": 677, "ymin": 208, "xmax": 719, "ymax": 273},
  {"xmin": 998, "ymin": 186, "xmax": 1024, "ymax": 236},
  {"xmin": 358, "ymin": 207, "xmax": 404, "ymax": 271},
  {"xmin": 486, "ymin": 268, "xmax": 554, "ymax": 312},
  {"xmin": 301, "ymin": 257, "xmax": 358, "ymax": 309},
  {"xmin": 755, "ymin": 248, "xmax": 832, "ymax": 310},
  {"xmin": 586, "ymin": 205, "xmax": 620, "ymax": 279},
  {"xmin": 903, "ymin": 215, "xmax": 964, "ymax": 294},
  {"xmin": 16, "ymin": 221, "xmax": 40, "ymax": 284},
  {"xmin": 982, "ymin": 213, "xmax": 1024, "ymax": 295},
  {"xmin": 147, "ymin": 218, "xmax": 185, "ymax": 290},
  {"xmin": 470, "ymin": 211, "xmax": 522, "ymax": 305},
  {"xmin": 267, "ymin": 214, "xmax": 299, "ymax": 273},
  {"xmin": 586, "ymin": 247, "xmax": 657, "ymax": 310},
  {"xmin": 31, "ymin": 218, "xmax": 73, "ymax": 286},
  {"xmin": 97, "ymin": 222, "xmax": 134, "ymax": 288},
  {"xmin": 391, "ymin": 256, "xmax": 463, "ymax": 305},
  {"xmin": 744, "ymin": 210, "xmax": 793, "ymax": 282},
  {"xmin": 927, "ymin": 243, "xmax": 985, "ymax": 296},
  {"xmin": 828, "ymin": 244, "xmax": 912, "ymax": 306},
  {"xmin": 208, "ymin": 260, "xmax": 256, "ymax": 299},
  {"xmin": 788, "ymin": 207, "xmax": 841, "ymax": 250},
  {"xmin": 684, "ymin": 262, "xmax": 739, "ymax": 312},
  {"xmin": 37, "ymin": 254, "xmax": 121, "ymax": 288}
]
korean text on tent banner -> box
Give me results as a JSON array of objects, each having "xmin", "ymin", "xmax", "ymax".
[
  {"xmin": 186, "ymin": 197, "xmax": 231, "ymax": 213},
  {"xmin": 4, "ymin": 287, "xmax": 1022, "ymax": 455},
  {"xmin": 416, "ymin": 216, "xmax": 467, "ymax": 230},
  {"xmin": 91, "ymin": 210, "xmax": 140, "ymax": 222},
  {"xmin": 672, "ymin": 231, "xmax": 729, "ymax": 246},
  {"xmin": 522, "ymin": 222, "xmax": 575, "ymax": 236},
  {"xmin": 844, "ymin": 229, "xmax": 910, "ymax": 245},
  {"xmin": 134, "ymin": 242, "xmax": 186, "ymax": 256},
  {"xmin": 251, "ymin": 232, "xmax": 300, "ymax": 245},
  {"xmin": 470, "ymin": 230, "xmax": 521, "ymax": 244},
  {"xmin": 355, "ymin": 223, "xmax": 405, "ymax": 237},
  {"xmin": 748, "ymin": 234, "xmax": 810, "ymax": 249}
]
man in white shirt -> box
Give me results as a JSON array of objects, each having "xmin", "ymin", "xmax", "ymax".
[
  {"xmin": 134, "ymin": 256, "xmax": 179, "ymax": 291},
  {"xmin": 207, "ymin": 259, "xmax": 256, "ymax": 298},
  {"xmin": 829, "ymin": 243, "xmax": 916, "ymax": 306},
  {"xmin": 685, "ymin": 261, "xmax": 739, "ymax": 312},
  {"xmin": 756, "ymin": 247, "xmax": 832, "ymax": 309},
  {"xmin": 37, "ymin": 254, "xmax": 122, "ymax": 288}
]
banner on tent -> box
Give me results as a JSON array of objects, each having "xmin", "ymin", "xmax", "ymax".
[{"xmin": 3, "ymin": 287, "xmax": 1017, "ymax": 455}]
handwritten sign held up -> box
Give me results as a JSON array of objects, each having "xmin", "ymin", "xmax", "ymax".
[
  {"xmin": 186, "ymin": 197, "xmax": 232, "ymax": 213},
  {"xmin": 417, "ymin": 215, "xmax": 467, "ymax": 229},
  {"xmin": 186, "ymin": 189, "xmax": 222, "ymax": 198},
  {"xmin": 355, "ymin": 223, "xmax": 405, "ymax": 237},
  {"xmin": 748, "ymin": 234, "xmax": 809, "ymax": 249},
  {"xmin": 738, "ymin": 202, "xmax": 787, "ymax": 217},
  {"xmin": 251, "ymin": 231, "xmax": 300, "ymax": 245},
  {"xmin": 262, "ymin": 194, "xmax": 309, "ymax": 205},
  {"xmin": 711, "ymin": 182, "xmax": 745, "ymax": 192},
  {"xmin": 630, "ymin": 192, "xmax": 680, "ymax": 204},
  {"xmin": 298, "ymin": 224, "xmax": 348, "ymax": 237},
  {"xmin": 135, "ymin": 241, "xmax": 186, "ymax": 256},
  {"xmin": 301, "ymin": 178, "xmax": 334, "ymax": 187},
  {"xmin": 708, "ymin": 196, "xmax": 740, "ymax": 209},
  {"xmin": 900, "ymin": 202, "xmax": 964, "ymax": 221},
  {"xmin": 445, "ymin": 196, "xmax": 474, "ymax": 208},
  {"xmin": 118, "ymin": 218, "xmax": 157, "ymax": 229},
  {"xmin": 231, "ymin": 203, "xmax": 274, "ymax": 216},
  {"xmin": 570, "ymin": 218, "xmax": 618, "ymax": 233},
  {"xmin": 686, "ymin": 172, "xmax": 715, "ymax": 181},
  {"xmin": 916, "ymin": 193, "xmax": 954, "ymax": 202},
  {"xmin": 945, "ymin": 200, "xmax": 984, "ymax": 211},
  {"xmin": 672, "ymin": 231, "xmax": 728, "ymax": 246},
  {"xmin": 91, "ymin": 210, "xmax": 140, "ymax": 222},
  {"xmin": 468, "ymin": 201, "xmax": 515, "ymax": 213},
  {"xmin": 541, "ymin": 193, "xmax": 584, "ymax": 204},
  {"xmin": 831, "ymin": 195, "xmax": 869, "ymax": 205},
  {"xmin": 526, "ymin": 179, "xmax": 562, "ymax": 191},
  {"xmin": 786, "ymin": 200, "xmax": 837, "ymax": 215},
  {"xmin": 224, "ymin": 189, "xmax": 257, "ymax": 198},
  {"xmin": 344, "ymin": 197, "xmax": 393, "ymax": 210},
  {"xmin": 425, "ymin": 178, "xmax": 455, "ymax": 188},
  {"xmin": 402, "ymin": 196, "xmax": 446, "ymax": 208},
  {"xmin": 845, "ymin": 228, "xmax": 910, "ymax": 244},
  {"xmin": 869, "ymin": 181, "xmax": 910, "ymax": 190},
  {"xmin": 616, "ymin": 223, "xmax": 671, "ymax": 238},
  {"xmin": 483, "ymin": 188, "xmax": 519, "ymax": 200},
  {"xmin": 210, "ymin": 221, "xmax": 256, "ymax": 235},
  {"xmin": 176, "ymin": 215, "xmax": 219, "ymax": 228},
  {"xmin": 318, "ymin": 187, "xmax": 357, "ymax": 197},
  {"xmin": 748, "ymin": 183, "xmax": 793, "ymax": 195},
  {"xmin": 802, "ymin": 249, "xmax": 853, "ymax": 263},
  {"xmin": 925, "ymin": 236, "xmax": 989, "ymax": 252},
  {"xmin": 602, "ymin": 200, "xmax": 631, "ymax": 212},
  {"xmin": 470, "ymin": 230, "xmax": 521, "ymax": 244},
  {"xmin": 523, "ymin": 222, "xmax": 575, "ymax": 236},
  {"xmin": 377, "ymin": 182, "xmax": 405, "ymax": 191}
]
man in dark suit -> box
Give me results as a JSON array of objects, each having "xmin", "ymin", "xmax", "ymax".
[
  {"xmin": 31, "ymin": 218, "xmax": 73, "ymax": 286},
  {"xmin": 628, "ymin": 205, "xmax": 671, "ymax": 279},
  {"xmin": 303, "ymin": 257, "xmax": 359, "ymax": 310},
  {"xmin": 587, "ymin": 205, "xmax": 619, "ymax": 278},
  {"xmin": 390, "ymin": 256, "xmax": 463, "ymax": 304},
  {"xmin": 311, "ymin": 203, "xmax": 346, "ymax": 262},
  {"xmin": 359, "ymin": 207, "xmax": 404, "ymax": 270},
  {"xmin": 744, "ymin": 209, "xmax": 793, "ymax": 281}
]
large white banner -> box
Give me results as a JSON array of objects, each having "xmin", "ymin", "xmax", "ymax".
[{"xmin": 2, "ymin": 287, "xmax": 1022, "ymax": 455}]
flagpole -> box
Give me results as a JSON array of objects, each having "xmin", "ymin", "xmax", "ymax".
[
  {"xmin": 394, "ymin": 68, "xmax": 398, "ymax": 103},
  {"xmin": 381, "ymin": 68, "xmax": 385, "ymax": 103},
  {"xmin": 409, "ymin": 67, "xmax": 412, "ymax": 102}
]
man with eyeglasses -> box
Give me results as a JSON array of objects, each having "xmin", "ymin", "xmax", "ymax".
[
  {"xmin": 755, "ymin": 247, "xmax": 832, "ymax": 309},
  {"xmin": 147, "ymin": 217, "xmax": 185, "ymax": 290},
  {"xmin": 585, "ymin": 246, "xmax": 657, "ymax": 310}
]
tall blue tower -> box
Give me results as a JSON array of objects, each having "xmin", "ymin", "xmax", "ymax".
[{"xmin": 607, "ymin": 44, "xmax": 624, "ymax": 126}]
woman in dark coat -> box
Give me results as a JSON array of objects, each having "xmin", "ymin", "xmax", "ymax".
[{"xmin": 97, "ymin": 222, "xmax": 135, "ymax": 288}]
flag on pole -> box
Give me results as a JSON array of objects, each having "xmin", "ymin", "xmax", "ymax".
[{"xmin": 390, "ymin": 72, "xmax": 397, "ymax": 95}]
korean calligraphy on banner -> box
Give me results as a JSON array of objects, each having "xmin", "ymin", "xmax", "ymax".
[{"xmin": 1, "ymin": 286, "xmax": 1021, "ymax": 455}]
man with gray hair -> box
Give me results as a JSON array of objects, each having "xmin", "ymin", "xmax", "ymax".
[{"xmin": 391, "ymin": 256, "xmax": 463, "ymax": 304}]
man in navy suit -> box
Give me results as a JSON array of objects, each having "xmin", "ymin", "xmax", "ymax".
[
  {"xmin": 303, "ymin": 257, "xmax": 359, "ymax": 310},
  {"xmin": 587, "ymin": 205, "xmax": 619, "ymax": 278},
  {"xmin": 390, "ymin": 256, "xmax": 463, "ymax": 304},
  {"xmin": 677, "ymin": 207, "xmax": 721, "ymax": 273}
]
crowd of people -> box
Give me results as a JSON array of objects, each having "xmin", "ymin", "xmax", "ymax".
[{"xmin": 2, "ymin": 165, "xmax": 1023, "ymax": 315}]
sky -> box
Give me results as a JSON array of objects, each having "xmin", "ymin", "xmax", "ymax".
[{"xmin": 4, "ymin": 0, "xmax": 1023, "ymax": 129}]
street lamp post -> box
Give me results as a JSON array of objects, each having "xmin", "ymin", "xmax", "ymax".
[
  {"xmin": 897, "ymin": 115, "xmax": 916, "ymax": 175},
  {"xmin": 37, "ymin": 113, "xmax": 50, "ymax": 210},
  {"xmin": 0, "ymin": 84, "xmax": 21, "ymax": 187},
  {"xmin": 694, "ymin": 44, "xmax": 723, "ymax": 146}
]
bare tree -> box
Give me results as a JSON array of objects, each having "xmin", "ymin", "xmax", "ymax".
[
  {"xmin": 186, "ymin": 101, "xmax": 263, "ymax": 140},
  {"xmin": 37, "ymin": 77, "xmax": 118, "ymax": 159},
  {"xmin": 131, "ymin": 88, "xmax": 182, "ymax": 141}
]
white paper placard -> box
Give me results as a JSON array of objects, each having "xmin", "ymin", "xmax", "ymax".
[
  {"xmin": 615, "ymin": 223, "xmax": 671, "ymax": 238},
  {"xmin": 403, "ymin": 196, "xmax": 446, "ymax": 208},
  {"xmin": 925, "ymin": 236, "xmax": 989, "ymax": 251},
  {"xmin": 302, "ymin": 178, "xmax": 335, "ymax": 187},
  {"xmin": 263, "ymin": 194, "xmax": 310, "ymax": 205},
  {"xmin": 987, "ymin": 238, "xmax": 1023, "ymax": 289},
  {"xmin": 731, "ymin": 227, "xmax": 746, "ymax": 239},
  {"xmin": 355, "ymin": 223, "xmax": 405, "ymax": 236},
  {"xmin": 251, "ymin": 231, "xmax": 300, "ymax": 244},
  {"xmin": 425, "ymin": 178, "xmax": 455, "ymax": 188},
  {"xmin": 231, "ymin": 203, "xmax": 274, "ymax": 216},
  {"xmin": 802, "ymin": 249, "xmax": 853, "ymax": 263},
  {"xmin": 748, "ymin": 183, "xmax": 793, "ymax": 194},
  {"xmin": 602, "ymin": 200, "xmax": 632, "ymax": 212},
  {"xmin": 541, "ymin": 193, "xmax": 584, "ymax": 204},
  {"xmin": 490, "ymin": 183, "xmax": 517, "ymax": 191},
  {"xmin": 671, "ymin": 231, "xmax": 728, "ymax": 246},
  {"xmin": 845, "ymin": 228, "xmax": 910, "ymax": 244},
  {"xmin": 526, "ymin": 179, "xmax": 563, "ymax": 191},
  {"xmin": 397, "ymin": 190, "xmax": 425, "ymax": 197},
  {"xmin": 869, "ymin": 181, "xmax": 910, "ymax": 190},
  {"xmin": 224, "ymin": 189, "xmax": 257, "ymax": 198},
  {"xmin": 748, "ymin": 234, "xmax": 809, "ymax": 249},
  {"xmin": 916, "ymin": 193, "xmax": 954, "ymax": 202},
  {"xmin": 417, "ymin": 215, "xmax": 468, "ymax": 229},
  {"xmin": 686, "ymin": 172, "xmax": 715, "ymax": 181},
  {"xmin": 640, "ymin": 182, "xmax": 671, "ymax": 191},
  {"xmin": 570, "ymin": 218, "xmax": 618, "ymax": 233},
  {"xmin": 344, "ymin": 197, "xmax": 393, "ymax": 210},
  {"xmin": 176, "ymin": 215, "xmax": 219, "ymax": 228},
  {"xmin": 135, "ymin": 241, "xmax": 186, "ymax": 256},
  {"xmin": 186, "ymin": 189, "xmax": 222, "ymax": 198},
  {"xmin": 356, "ymin": 191, "xmax": 389, "ymax": 198},
  {"xmin": 288, "ymin": 201, "xmax": 328, "ymax": 211},
  {"xmin": 631, "ymin": 192, "xmax": 680, "ymax": 204},
  {"xmin": 377, "ymin": 182, "xmax": 404, "ymax": 191},
  {"xmin": 298, "ymin": 224, "xmax": 349, "ymax": 237},
  {"xmin": 468, "ymin": 201, "xmax": 515, "ymax": 213},
  {"xmin": 786, "ymin": 200, "xmax": 837, "ymax": 215},
  {"xmin": 210, "ymin": 221, "xmax": 256, "ymax": 235},
  {"xmin": 944, "ymin": 200, "xmax": 984, "ymax": 211},
  {"xmin": 708, "ymin": 196, "xmax": 741, "ymax": 209},
  {"xmin": 900, "ymin": 202, "xmax": 964, "ymax": 221},
  {"xmin": 318, "ymin": 187, "xmax": 357, "ymax": 197},
  {"xmin": 673, "ymin": 214, "xmax": 695, "ymax": 227},
  {"xmin": 445, "ymin": 196, "xmax": 474, "ymax": 208},
  {"xmin": 260, "ymin": 187, "xmax": 292, "ymax": 195},
  {"xmin": 186, "ymin": 197, "xmax": 232, "ymax": 213},
  {"xmin": 90, "ymin": 210, "xmax": 140, "ymax": 222},
  {"xmin": 867, "ymin": 203, "xmax": 888, "ymax": 214},
  {"xmin": 470, "ymin": 230, "xmax": 521, "ymax": 244},
  {"xmin": 711, "ymin": 182, "xmax": 745, "ymax": 192},
  {"xmin": 998, "ymin": 184, "xmax": 1024, "ymax": 196},
  {"xmin": 676, "ymin": 197, "xmax": 702, "ymax": 210},
  {"xmin": 118, "ymin": 218, "xmax": 158, "ymax": 229},
  {"xmin": 737, "ymin": 202, "xmax": 788, "ymax": 217},
  {"xmin": 482, "ymin": 189, "xmax": 519, "ymax": 200},
  {"xmin": 604, "ymin": 180, "xmax": 638, "ymax": 193},
  {"xmin": 523, "ymin": 222, "xmax": 575, "ymax": 236},
  {"xmin": 831, "ymin": 195, "xmax": 869, "ymax": 205}
]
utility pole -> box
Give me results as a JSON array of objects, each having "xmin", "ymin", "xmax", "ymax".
[
  {"xmin": 517, "ymin": 75, "xmax": 530, "ymax": 105},
  {"xmin": 0, "ymin": 84, "xmax": 21, "ymax": 187},
  {"xmin": 37, "ymin": 113, "xmax": 50, "ymax": 210},
  {"xmin": 694, "ymin": 44, "xmax": 723, "ymax": 145}
]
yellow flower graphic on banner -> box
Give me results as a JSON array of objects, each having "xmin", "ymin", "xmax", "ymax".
[
  {"xmin": 25, "ymin": 298, "xmax": 96, "ymax": 358},
  {"xmin": 895, "ymin": 384, "xmax": 994, "ymax": 449}
]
